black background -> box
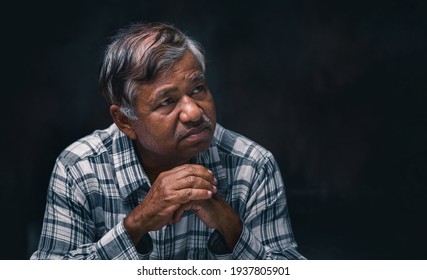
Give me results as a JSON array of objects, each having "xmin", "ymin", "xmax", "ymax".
[{"xmin": 1, "ymin": 0, "xmax": 426, "ymax": 259}]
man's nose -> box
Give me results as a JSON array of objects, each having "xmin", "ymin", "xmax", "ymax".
[{"xmin": 179, "ymin": 96, "xmax": 202, "ymax": 123}]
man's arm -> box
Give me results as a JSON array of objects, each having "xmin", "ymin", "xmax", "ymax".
[
  {"xmin": 31, "ymin": 162, "xmax": 217, "ymax": 259},
  {"xmin": 175, "ymin": 154, "xmax": 305, "ymax": 260},
  {"xmin": 173, "ymin": 193, "xmax": 243, "ymax": 250},
  {"xmin": 31, "ymin": 160, "xmax": 141, "ymax": 259},
  {"xmin": 229, "ymin": 155, "xmax": 305, "ymax": 259}
]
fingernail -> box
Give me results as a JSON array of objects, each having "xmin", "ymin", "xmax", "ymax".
[
  {"xmin": 207, "ymin": 191, "xmax": 213, "ymax": 197},
  {"xmin": 207, "ymin": 169, "xmax": 213, "ymax": 174},
  {"xmin": 212, "ymin": 185, "xmax": 217, "ymax": 193},
  {"xmin": 213, "ymin": 177, "xmax": 218, "ymax": 185}
]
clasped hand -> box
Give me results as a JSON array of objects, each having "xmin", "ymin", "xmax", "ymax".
[{"xmin": 124, "ymin": 164, "xmax": 242, "ymax": 249}]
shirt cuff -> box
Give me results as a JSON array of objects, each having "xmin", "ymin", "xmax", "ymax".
[
  {"xmin": 207, "ymin": 229, "xmax": 232, "ymax": 259},
  {"xmin": 135, "ymin": 233, "xmax": 153, "ymax": 256},
  {"xmin": 208, "ymin": 224, "xmax": 266, "ymax": 260},
  {"xmin": 231, "ymin": 224, "xmax": 266, "ymax": 259},
  {"xmin": 94, "ymin": 220, "xmax": 152, "ymax": 259}
]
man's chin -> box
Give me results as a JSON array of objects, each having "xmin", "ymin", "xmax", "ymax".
[{"xmin": 181, "ymin": 133, "xmax": 213, "ymax": 156}]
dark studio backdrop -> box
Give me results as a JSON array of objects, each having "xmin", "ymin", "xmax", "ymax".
[{"xmin": 1, "ymin": 0, "xmax": 426, "ymax": 260}]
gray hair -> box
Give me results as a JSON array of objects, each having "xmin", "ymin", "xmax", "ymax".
[{"xmin": 99, "ymin": 22, "xmax": 206, "ymax": 120}]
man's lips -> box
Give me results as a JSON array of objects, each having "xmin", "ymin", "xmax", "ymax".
[{"xmin": 179, "ymin": 124, "xmax": 210, "ymax": 141}]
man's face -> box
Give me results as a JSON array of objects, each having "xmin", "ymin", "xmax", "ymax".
[{"xmin": 129, "ymin": 51, "xmax": 216, "ymax": 167}]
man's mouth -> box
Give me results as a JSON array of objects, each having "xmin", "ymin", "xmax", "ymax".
[{"xmin": 178, "ymin": 123, "xmax": 210, "ymax": 142}]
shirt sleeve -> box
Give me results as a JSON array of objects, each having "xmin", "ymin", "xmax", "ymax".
[
  {"xmin": 30, "ymin": 159, "xmax": 146, "ymax": 260},
  {"xmin": 209, "ymin": 154, "xmax": 306, "ymax": 260}
]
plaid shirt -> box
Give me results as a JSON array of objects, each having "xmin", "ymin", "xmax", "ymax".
[{"xmin": 31, "ymin": 123, "xmax": 304, "ymax": 260}]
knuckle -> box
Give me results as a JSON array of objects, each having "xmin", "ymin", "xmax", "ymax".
[
  {"xmin": 186, "ymin": 189, "xmax": 193, "ymax": 198},
  {"xmin": 187, "ymin": 164, "xmax": 195, "ymax": 173},
  {"xmin": 184, "ymin": 189, "xmax": 193, "ymax": 201},
  {"xmin": 156, "ymin": 175, "xmax": 165, "ymax": 186},
  {"xmin": 187, "ymin": 175, "xmax": 195, "ymax": 183}
]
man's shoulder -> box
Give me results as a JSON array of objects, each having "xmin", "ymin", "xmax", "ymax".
[
  {"xmin": 57, "ymin": 124, "xmax": 121, "ymax": 167},
  {"xmin": 213, "ymin": 124, "xmax": 273, "ymax": 163}
]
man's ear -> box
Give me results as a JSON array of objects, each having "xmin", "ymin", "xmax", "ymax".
[{"xmin": 110, "ymin": 105, "xmax": 137, "ymax": 140}]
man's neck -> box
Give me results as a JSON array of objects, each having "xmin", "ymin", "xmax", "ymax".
[{"xmin": 133, "ymin": 141, "xmax": 191, "ymax": 184}]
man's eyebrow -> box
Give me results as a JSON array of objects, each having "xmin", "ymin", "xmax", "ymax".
[
  {"xmin": 191, "ymin": 72, "xmax": 205, "ymax": 82},
  {"xmin": 149, "ymin": 88, "xmax": 175, "ymax": 105}
]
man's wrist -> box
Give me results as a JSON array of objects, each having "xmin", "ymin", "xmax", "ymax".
[
  {"xmin": 124, "ymin": 214, "xmax": 148, "ymax": 245},
  {"xmin": 217, "ymin": 211, "xmax": 243, "ymax": 250}
]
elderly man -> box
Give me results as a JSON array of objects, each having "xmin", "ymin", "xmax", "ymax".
[{"xmin": 31, "ymin": 22, "xmax": 304, "ymax": 260}]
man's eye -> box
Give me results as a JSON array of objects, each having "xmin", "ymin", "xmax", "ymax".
[
  {"xmin": 192, "ymin": 85, "xmax": 205, "ymax": 95},
  {"xmin": 159, "ymin": 98, "xmax": 174, "ymax": 107}
]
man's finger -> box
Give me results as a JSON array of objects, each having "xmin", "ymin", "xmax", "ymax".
[
  {"xmin": 175, "ymin": 188, "xmax": 213, "ymax": 204},
  {"xmin": 172, "ymin": 174, "xmax": 217, "ymax": 194},
  {"xmin": 172, "ymin": 202, "xmax": 192, "ymax": 222},
  {"xmin": 170, "ymin": 164, "xmax": 217, "ymax": 185}
]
